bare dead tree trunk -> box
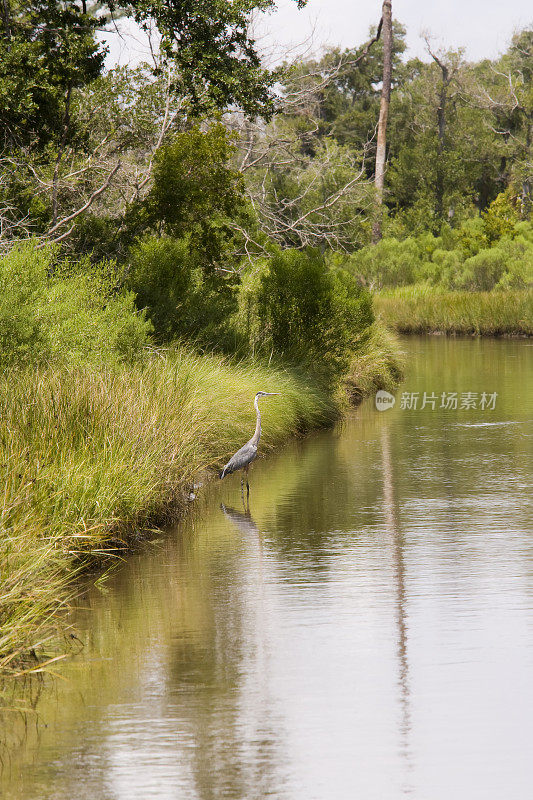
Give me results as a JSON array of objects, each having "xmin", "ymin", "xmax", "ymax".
[
  {"xmin": 426, "ymin": 44, "xmax": 453, "ymax": 222},
  {"xmin": 371, "ymin": 0, "xmax": 392, "ymax": 244}
]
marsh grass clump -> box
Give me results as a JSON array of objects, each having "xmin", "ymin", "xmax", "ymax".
[
  {"xmin": 345, "ymin": 324, "xmax": 406, "ymax": 403},
  {"xmin": 375, "ymin": 287, "xmax": 533, "ymax": 336}
]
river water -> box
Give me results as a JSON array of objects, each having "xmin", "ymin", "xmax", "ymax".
[{"xmin": 2, "ymin": 337, "xmax": 532, "ymax": 800}]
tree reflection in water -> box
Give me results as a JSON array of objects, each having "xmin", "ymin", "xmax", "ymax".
[{"xmin": 381, "ymin": 423, "xmax": 414, "ymax": 795}]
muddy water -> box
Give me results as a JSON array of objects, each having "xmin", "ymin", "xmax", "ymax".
[{"xmin": 2, "ymin": 337, "xmax": 532, "ymax": 800}]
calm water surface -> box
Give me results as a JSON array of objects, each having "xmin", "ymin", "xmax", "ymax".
[{"xmin": 2, "ymin": 337, "xmax": 533, "ymax": 800}]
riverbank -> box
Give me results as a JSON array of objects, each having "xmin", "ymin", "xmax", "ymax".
[
  {"xmin": 345, "ymin": 324, "xmax": 405, "ymax": 402},
  {"xmin": 1, "ymin": 332, "xmax": 401, "ymax": 676},
  {"xmin": 2, "ymin": 335, "xmax": 531, "ymax": 798},
  {"xmin": 374, "ymin": 287, "xmax": 533, "ymax": 336}
]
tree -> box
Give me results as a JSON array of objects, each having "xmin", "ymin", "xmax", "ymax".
[
  {"xmin": 372, "ymin": 0, "xmax": 392, "ymax": 243},
  {"xmin": 0, "ymin": 0, "xmax": 309, "ymax": 250},
  {"xmin": 0, "ymin": 1, "xmax": 105, "ymax": 150},
  {"xmin": 425, "ymin": 39, "xmax": 462, "ymax": 219},
  {"xmin": 115, "ymin": 0, "xmax": 307, "ymax": 117},
  {"xmin": 385, "ymin": 51, "xmax": 502, "ymax": 231},
  {"xmin": 275, "ymin": 18, "xmax": 407, "ymax": 159},
  {"xmin": 145, "ymin": 123, "xmax": 247, "ymax": 264},
  {"xmin": 469, "ymin": 28, "xmax": 532, "ymax": 215},
  {"xmin": 125, "ymin": 124, "xmax": 248, "ymax": 346},
  {"xmin": 227, "ymin": 20, "xmax": 395, "ymax": 253}
]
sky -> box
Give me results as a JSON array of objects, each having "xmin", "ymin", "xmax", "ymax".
[
  {"xmin": 257, "ymin": 0, "xmax": 532, "ymax": 62},
  {"xmin": 102, "ymin": 0, "xmax": 532, "ymax": 69}
]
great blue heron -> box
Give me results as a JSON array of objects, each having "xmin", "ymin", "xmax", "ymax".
[{"xmin": 219, "ymin": 392, "xmax": 279, "ymax": 498}]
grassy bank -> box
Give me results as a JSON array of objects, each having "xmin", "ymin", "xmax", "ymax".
[
  {"xmin": 345, "ymin": 324, "xmax": 405, "ymax": 402},
  {"xmin": 1, "ymin": 331, "xmax": 404, "ymax": 675},
  {"xmin": 374, "ymin": 287, "xmax": 533, "ymax": 336},
  {"xmin": 1, "ymin": 348, "xmax": 338, "ymax": 675},
  {"xmin": 0, "ymin": 242, "xmax": 405, "ymax": 677}
]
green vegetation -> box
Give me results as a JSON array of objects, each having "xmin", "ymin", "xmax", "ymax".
[
  {"xmin": 375, "ymin": 287, "xmax": 533, "ymax": 336},
  {"xmin": 342, "ymin": 198, "xmax": 533, "ymax": 336},
  {"xmin": 345, "ymin": 324, "xmax": 405, "ymax": 401},
  {"xmin": 2, "ymin": 7, "xmax": 531, "ymax": 262},
  {"xmin": 0, "ymin": 350, "xmax": 335, "ymax": 675},
  {"xmin": 0, "ymin": 239, "xmax": 401, "ymax": 673},
  {"xmin": 235, "ymin": 247, "xmax": 375, "ymax": 385},
  {"xmin": 2, "ymin": 2, "xmax": 530, "ymax": 672},
  {"xmin": 342, "ymin": 200, "xmax": 533, "ymax": 292},
  {"xmin": 0, "ymin": 243, "xmax": 152, "ymax": 368}
]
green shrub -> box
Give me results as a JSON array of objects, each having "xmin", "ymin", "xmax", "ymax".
[
  {"xmin": 127, "ymin": 235, "xmax": 238, "ymax": 348},
  {"xmin": 514, "ymin": 221, "xmax": 533, "ymax": 244},
  {"xmin": 458, "ymin": 248, "xmax": 508, "ymax": 291},
  {"xmin": 127, "ymin": 237, "xmax": 192, "ymax": 340},
  {"xmin": 248, "ymin": 247, "xmax": 373, "ymax": 384},
  {"xmin": 0, "ymin": 244, "xmax": 50, "ymax": 365},
  {"xmin": 344, "ymin": 217, "xmax": 533, "ymax": 292},
  {"xmin": 347, "ymin": 237, "xmax": 424, "ymax": 288},
  {"xmin": 458, "ymin": 236, "xmax": 533, "ymax": 290},
  {"xmin": 457, "ymin": 217, "xmax": 487, "ymax": 257},
  {"xmin": 0, "ymin": 242, "xmax": 152, "ymax": 369},
  {"xmin": 493, "ymin": 236, "xmax": 533, "ymax": 288},
  {"xmin": 421, "ymin": 247, "xmax": 463, "ymax": 286},
  {"xmin": 482, "ymin": 190, "xmax": 520, "ymax": 244}
]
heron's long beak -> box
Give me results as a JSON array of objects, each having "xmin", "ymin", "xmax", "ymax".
[{"xmin": 265, "ymin": 392, "xmax": 280, "ymax": 396}]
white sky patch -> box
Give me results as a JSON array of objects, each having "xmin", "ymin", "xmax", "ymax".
[
  {"xmin": 99, "ymin": 0, "xmax": 532, "ymax": 71},
  {"xmin": 257, "ymin": 0, "xmax": 532, "ymax": 62}
]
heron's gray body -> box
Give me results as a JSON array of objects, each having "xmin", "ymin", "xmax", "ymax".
[
  {"xmin": 219, "ymin": 392, "xmax": 278, "ymax": 485},
  {"xmin": 219, "ymin": 439, "xmax": 258, "ymax": 479}
]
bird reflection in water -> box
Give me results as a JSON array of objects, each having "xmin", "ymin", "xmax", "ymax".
[
  {"xmin": 220, "ymin": 503, "xmax": 261, "ymax": 539},
  {"xmin": 220, "ymin": 502, "xmax": 265, "ymax": 565}
]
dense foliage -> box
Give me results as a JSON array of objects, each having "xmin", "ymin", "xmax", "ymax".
[
  {"xmin": 234, "ymin": 247, "xmax": 374, "ymax": 383},
  {"xmin": 0, "ymin": 6, "xmax": 531, "ymax": 383},
  {"xmin": 0, "ymin": 243, "xmax": 151, "ymax": 367},
  {"xmin": 0, "ymin": 1, "xmax": 104, "ymax": 150},
  {"xmin": 284, "ymin": 25, "xmax": 532, "ymax": 234},
  {"xmin": 341, "ymin": 197, "xmax": 533, "ymax": 291}
]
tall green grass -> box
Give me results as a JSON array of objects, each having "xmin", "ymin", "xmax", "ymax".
[
  {"xmin": 345, "ymin": 324, "xmax": 405, "ymax": 402},
  {"xmin": 0, "ymin": 348, "xmax": 336, "ymax": 673},
  {"xmin": 375, "ymin": 287, "xmax": 533, "ymax": 336},
  {"xmin": 0, "ymin": 242, "xmax": 405, "ymax": 676}
]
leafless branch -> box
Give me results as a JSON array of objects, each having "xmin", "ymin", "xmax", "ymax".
[{"xmin": 37, "ymin": 162, "xmax": 121, "ymax": 246}]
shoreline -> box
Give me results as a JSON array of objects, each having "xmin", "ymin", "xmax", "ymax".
[
  {"xmin": 374, "ymin": 288, "xmax": 533, "ymax": 338},
  {"xmin": 385, "ymin": 329, "xmax": 532, "ymax": 338},
  {"xmin": 0, "ymin": 330, "xmax": 403, "ymax": 678}
]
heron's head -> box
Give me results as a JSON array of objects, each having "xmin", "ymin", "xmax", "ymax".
[{"xmin": 255, "ymin": 391, "xmax": 280, "ymax": 399}]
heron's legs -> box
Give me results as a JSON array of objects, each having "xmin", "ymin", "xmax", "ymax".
[{"xmin": 245, "ymin": 465, "xmax": 250, "ymax": 500}]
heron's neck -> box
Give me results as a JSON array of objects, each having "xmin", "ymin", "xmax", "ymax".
[{"xmin": 251, "ymin": 396, "xmax": 261, "ymax": 446}]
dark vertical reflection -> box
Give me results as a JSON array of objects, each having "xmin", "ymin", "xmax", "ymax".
[{"xmin": 381, "ymin": 423, "xmax": 413, "ymax": 794}]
